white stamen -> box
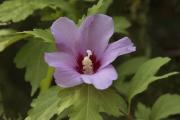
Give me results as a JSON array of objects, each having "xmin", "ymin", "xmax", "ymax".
[{"xmin": 82, "ymin": 50, "xmax": 93, "ymax": 74}]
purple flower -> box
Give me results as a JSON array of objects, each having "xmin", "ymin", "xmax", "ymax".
[{"xmin": 45, "ymin": 14, "xmax": 136, "ymax": 90}]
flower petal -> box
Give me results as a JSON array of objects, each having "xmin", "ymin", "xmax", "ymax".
[
  {"xmin": 81, "ymin": 65, "xmax": 117, "ymax": 90},
  {"xmin": 81, "ymin": 74, "xmax": 93, "ymax": 84},
  {"xmin": 80, "ymin": 14, "xmax": 114, "ymax": 58},
  {"xmin": 101, "ymin": 37, "xmax": 136, "ymax": 68},
  {"xmin": 44, "ymin": 52, "xmax": 77, "ymax": 68},
  {"xmin": 54, "ymin": 67, "xmax": 83, "ymax": 88},
  {"xmin": 51, "ymin": 17, "xmax": 79, "ymax": 55}
]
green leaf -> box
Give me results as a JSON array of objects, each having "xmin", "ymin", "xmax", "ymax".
[
  {"xmin": 150, "ymin": 94, "xmax": 180, "ymax": 120},
  {"xmin": 22, "ymin": 29, "xmax": 54, "ymax": 43},
  {"xmin": 87, "ymin": 0, "xmax": 112, "ymax": 15},
  {"xmin": 40, "ymin": 10, "xmax": 63, "ymax": 22},
  {"xmin": 25, "ymin": 87, "xmax": 61, "ymax": 120},
  {"xmin": 135, "ymin": 103, "xmax": 151, "ymax": 120},
  {"xmin": 60, "ymin": 85, "xmax": 127, "ymax": 120},
  {"xmin": 128, "ymin": 57, "xmax": 178, "ymax": 102},
  {"xmin": 0, "ymin": 0, "xmax": 78, "ymax": 23},
  {"xmin": 50, "ymin": 1, "xmax": 78, "ymax": 20},
  {"xmin": 0, "ymin": 29, "xmax": 16, "ymax": 36},
  {"xmin": 78, "ymin": 0, "xmax": 112, "ymax": 24},
  {"xmin": 113, "ymin": 16, "xmax": 131, "ymax": 34},
  {"xmin": 14, "ymin": 39, "xmax": 55, "ymax": 95},
  {"xmin": 114, "ymin": 56, "xmax": 148, "ymax": 95},
  {"xmin": 0, "ymin": 30, "xmax": 28, "ymax": 52},
  {"xmin": 56, "ymin": 108, "xmax": 70, "ymax": 120},
  {"xmin": 118, "ymin": 56, "xmax": 148, "ymax": 76},
  {"xmin": 26, "ymin": 85, "xmax": 127, "ymax": 120},
  {"xmin": 40, "ymin": 67, "xmax": 54, "ymax": 93},
  {"xmin": 0, "ymin": 0, "xmax": 48, "ymax": 22}
]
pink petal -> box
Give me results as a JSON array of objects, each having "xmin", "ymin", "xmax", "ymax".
[
  {"xmin": 101, "ymin": 37, "xmax": 136, "ymax": 68},
  {"xmin": 44, "ymin": 52, "xmax": 77, "ymax": 68},
  {"xmin": 81, "ymin": 65, "xmax": 117, "ymax": 90},
  {"xmin": 79, "ymin": 14, "xmax": 114, "ymax": 58},
  {"xmin": 51, "ymin": 17, "xmax": 80, "ymax": 55},
  {"xmin": 54, "ymin": 67, "xmax": 83, "ymax": 88}
]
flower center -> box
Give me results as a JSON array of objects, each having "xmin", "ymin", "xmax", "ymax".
[
  {"xmin": 76, "ymin": 50, "xmax": 101, "ymax": 74},
  {"xmin": 82, "ymin": 50, "xmax": 93, "ymax": 74}
]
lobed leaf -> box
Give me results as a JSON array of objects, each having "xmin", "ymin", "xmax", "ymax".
[
  {"xmin": 87, "ymin": 0, "xmax": 112, "ymax": 15},
  {"xmin": 135, "ymin": 103, "xmax": 151, "ymax": 120},
  {"xmin": 0, "ymin": 31, "xmax": 28, "ymax": 52},
  {"xmin": 68, "ymin": 85, "xmax": 127, "ymax": 120},
  {"xmin": 114, "ymin": 56, "xmax": 148, "ymax": 96},
  {"xmin": 0, "ymin": 0, "xmax": 49, "ymax": 22},
  {"xmin": 26, "ymin": 85, "xmax": 126, "ymax": 120},
  {"xmin": 127, "ymin": 57, "xmax": 178, "ymax": 102},
  {"xmin": 25, "ymin": 87, "xmax": 61, "ymax": 120},
  {"xmin": 50, "ymin": 1, "xmax": 78, "ymax": 20},
  {"xmin": 0, "ymin": 0, "xmax": 77, "ymax": 23},
  {"xmin": 78, "ymin": 0, "xmax": 112, "ymax": 24},
  {"xmin": 150, "ymin": 94, "xmax": 180, "ymax": 120},
  {"xmin": 117, "ymin": 56, "xmax": 148, "ymax": 76},
  {"xmin": 22, "ymin": 29, "xmax": 54, "ymax": 43},
  {"xmin": 14, "ymin": 39, "xmax": 55, "ymax": 95}
]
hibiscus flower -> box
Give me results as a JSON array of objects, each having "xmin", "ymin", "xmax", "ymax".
[{"xmin": 45, "ymin": 14, "xmax": 136, "ymax": 90}]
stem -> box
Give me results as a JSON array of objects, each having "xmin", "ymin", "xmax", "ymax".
[
  {"xmin": 127, "ymin": 115, "xmax": 133, "ymax": 120},
  {"xmin": 127, "ymin": 101, "xmax": 133, "ymax": 120},
  {"xmin": 119, "ymin": 101, "xmax": 133, "ymax": 120}
]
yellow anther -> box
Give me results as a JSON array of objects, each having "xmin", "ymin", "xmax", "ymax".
[{"xmin": 82, "ymin": 50, "xmax": 93, "ymax": 74}]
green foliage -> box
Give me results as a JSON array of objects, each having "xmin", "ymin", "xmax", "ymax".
[
  {"xmin": 0, "ymin": 0, "xmax": 49, "ymax": 22},
  {"xmin": 113, "ymin": 16, "xmax": 131, "ymax": 34},
  {"xmin": 22, "ymin": 29, "xmax": 54, "ymax": 43},
  {"xmin": 40, "ymin": 67, "xmax": 54, "ymax": 92},
  {"xmin": 118, "ymin": 56, "xmax": 148, "ymax": 76},
  {"xmin": 0, "ymin": 0, "xmax": 77, "ymax": 23},
  {"xmin": 0, "ymin": 29, "xmax": 28, "ymax": 52},
  {"xmin": 67, "ymin": 86, "xmax": 127, "ymax": 120},
  {"xmin": 26, "ymin": 85, "xmax": 127, "ymax": 120},
  {"xmin": 135, "ymin": 94, "xmax": 180, "ymax": 120},
  {"xmin": 87, "ymin": 0, "xmax": 112, "ymax": 15},
  {"xmin": 128, "ymin": 57, "xmax": 178, "ymax": 102},
  {"xmin": 25, "ymin": 87, "xmax": 61, "ymax": 120},
  {"xmin": 0, "ymin": 29, "xmax": 15, "ymax": 36},
  {"xmin": 150, "ymin": 94, "xmax": 180, "ymax": 120},
  {"xmin": 0, "ymin": 67, "xmax": 30, "ymax": 119},
  {"xmin": 115, "ymin": 56, "xmax": 148, "ymax": 95},
  {"xmin": 78, "ymin": 0, "xmax": 112, "ymax": 24},
  {"xmin": 50, "ymin": 1, "xmax": 78, "ymax": 20},
  {"xmin": 0, "ymin": 34, "xmax": 27, "ymax": 52},
  {"xmin": 40, "ymin": 10, "xmax": 63, "ymax": 22},
  {"xmin": 135, "ymin": 103, "xmax": 151, "ymax": 120},
  {"xmin": 14, "ymin": 39, "xmax": 55, "ymax": 95}
]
